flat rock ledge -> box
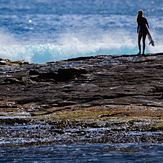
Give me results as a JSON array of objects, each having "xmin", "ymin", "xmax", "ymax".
[
  {"xmin": 1, "ymin": 53, "xmax": 163, "ymax": 110},
  {"xmin": 0, "ymin": 53, "xmax": 163, "ymax": 145}
]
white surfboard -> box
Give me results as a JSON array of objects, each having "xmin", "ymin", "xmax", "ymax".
[{"xmin": 146, "ymin": 24, "xmax": 154, "ymax": 46}]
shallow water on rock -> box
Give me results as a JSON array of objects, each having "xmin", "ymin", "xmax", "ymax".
[
  {"xmin": 0, "ymin": 121, "xmax": 163, "ymax": 162},
  {"xmin": 0, "ymin": 143, "xmax": 163, "ymax": 163}
]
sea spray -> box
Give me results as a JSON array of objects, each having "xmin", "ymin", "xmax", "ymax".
[
  {"xmin": 0, "ymin": 28, "xmax": 140, "ymax": 63},
  {"xmin": 0, "ymin": 17, "xmax": 161, "ymax": 63}
]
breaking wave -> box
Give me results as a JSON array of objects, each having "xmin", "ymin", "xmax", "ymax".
[{"xmin": 0, "ymin": 28, "xmax": 159, "ymax": 63}]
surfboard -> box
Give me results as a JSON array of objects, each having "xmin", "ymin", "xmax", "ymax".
[{"xmin": 146, "ymin": 24, "xmax": 154, "ymax": 46}]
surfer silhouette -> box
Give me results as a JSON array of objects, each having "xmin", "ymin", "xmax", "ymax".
[{"xmin": 137, "ymin": 10, "xmax": 149, "ymax": 55}]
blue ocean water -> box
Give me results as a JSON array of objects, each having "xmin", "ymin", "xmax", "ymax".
[
  {"xmin": 1, "ymin": 143, "xmax": 163, "ymax": 163},
  {"xmin": 0, "ymin": 0, "xmax": 163, "ymax": 63}
]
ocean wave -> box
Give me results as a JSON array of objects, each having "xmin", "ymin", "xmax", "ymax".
[{"xmin": 0, "ymin": 28, "xmax": 160, "ymax": 63}]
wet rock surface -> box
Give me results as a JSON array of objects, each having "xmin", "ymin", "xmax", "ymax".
[{"xmin": 0, "ymin": 53, "xmax": 163, "ymax": 145}]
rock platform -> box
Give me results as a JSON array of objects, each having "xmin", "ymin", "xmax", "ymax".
[
  {"xmin": 0, "ymin": 53, "xmax": 163, "ymax": 145},
  {"xmin": 1, "ymin": 53, "xmax": 163, "ymax": 113}
]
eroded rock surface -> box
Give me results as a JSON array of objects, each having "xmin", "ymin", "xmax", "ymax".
[
  {"xmin": 0, "ymin": 53, "xmax": 163, "ymax": 112},
  {"xmin": 0, "ymin": 54, "xmax": 163, "ymax": 145}
]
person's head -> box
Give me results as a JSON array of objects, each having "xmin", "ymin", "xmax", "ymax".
[
  {"xmin": 138, "ymin": 10, "xmax": 143, "ymax": 17},
  {"xmin": 137, "ymin": 10, "xmax": 143, "ymax": 22}
]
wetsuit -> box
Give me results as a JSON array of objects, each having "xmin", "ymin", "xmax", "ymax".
[{"xmin": 137, "ymin": 17, "xmax": 149, "ymax": 35}]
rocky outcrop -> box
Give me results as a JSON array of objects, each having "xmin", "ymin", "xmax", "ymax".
[
  {"xmin": 0, "ymin": 53, "xmax": 163, "ymax": 114},
  {"xmin": 29, "ymin": 67, "xmax": 87, "ymax": 82},
  {"xmin": 0, "ymin": 54, "xmax": 163, "ymax": 146}
]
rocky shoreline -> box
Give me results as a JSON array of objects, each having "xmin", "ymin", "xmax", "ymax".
[{"xmin": 0, "ymin": 53, "xmax": 163, "ymax": 146}]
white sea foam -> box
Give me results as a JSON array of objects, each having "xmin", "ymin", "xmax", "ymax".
[{"xmin": 0, "ymin": 28, "xmax": 161, "ymax": 63}]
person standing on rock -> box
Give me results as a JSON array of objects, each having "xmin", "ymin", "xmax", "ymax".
[{"xmin": 137, "ymin": 10, "xmax": 149, "ymax": 55}]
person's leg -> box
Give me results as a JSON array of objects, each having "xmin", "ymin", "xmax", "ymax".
[
  {"xmin": 142, "ymin": 34, "xmax": 147, "ymax": 55},
  {"xmin": 138, "ymin": 33, "xmax": 142, "ymax": 54}
]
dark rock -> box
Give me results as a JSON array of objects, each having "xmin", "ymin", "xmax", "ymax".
[
  {"xmin": 58, "ymin": 68, "xmax": 87, "ymax": 81},
  {"xmin": 29, "ymin": 70, "xmax": 39, "ymax": 75},
  {"xmin": 4, "ymin": 78, "xmax": 20, "ymax": 84},
  {"xmin": 21, "ymin": 61, "xmax": 29, "ymax": 65},
  {"xmin": 1, "ymin": 53, "xmax": 163, "ymax": 112},
  {"xmin": 38, "ymin": 71, "xmax": 57, "ymax": 80},
  {"xmin": 0, "ymin": 118, "xmax": 30, "ymax": 125},
  {"xmin": 67, "ymin": 56, "xmax": 95, "ymax": 61},
  {"xmin": 29, "ymin": 68, "xmax": 87, "ymax": 82}
]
